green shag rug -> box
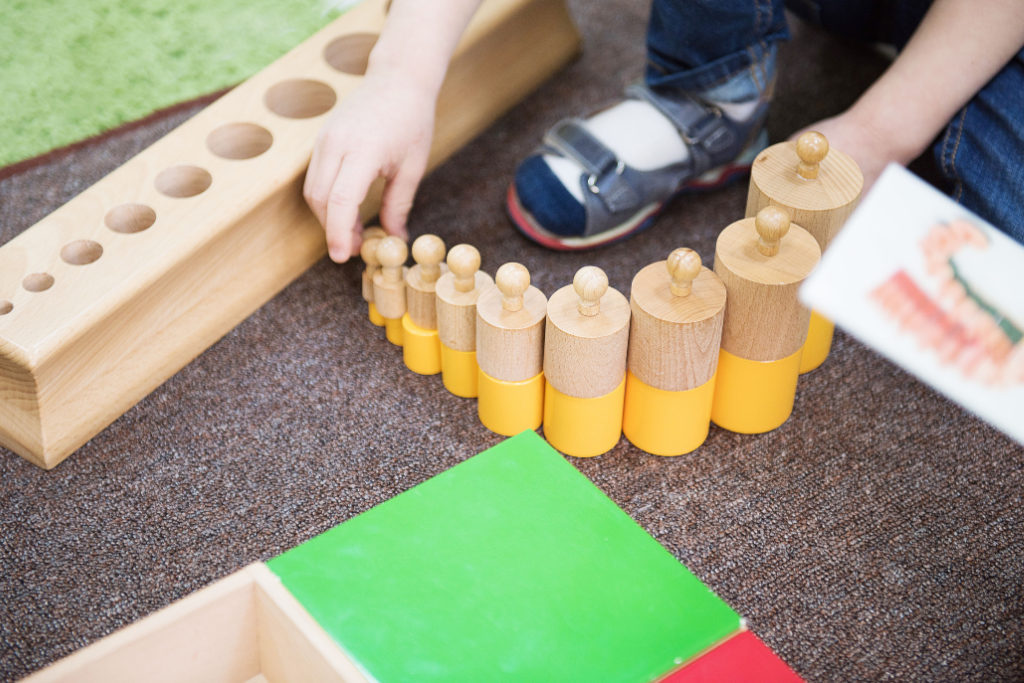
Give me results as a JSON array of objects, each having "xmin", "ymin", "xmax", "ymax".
[{"xmin": 0, "ymin": 0, "xmax": 360, "ymax": 169}]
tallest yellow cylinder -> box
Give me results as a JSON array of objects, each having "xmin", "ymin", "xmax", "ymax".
[{"xmin": 746, "ymin": 131, "xmax": 862, "ymax": 373}]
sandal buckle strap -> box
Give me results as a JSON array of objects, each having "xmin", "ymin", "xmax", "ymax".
[{"xmin": 544, "ymin": 119, "xmax": 640, "ymax": 213}]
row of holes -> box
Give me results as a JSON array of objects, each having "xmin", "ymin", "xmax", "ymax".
[{"xmin": 0, "ymin": 33, "xmax": 380, "ymax": 318}]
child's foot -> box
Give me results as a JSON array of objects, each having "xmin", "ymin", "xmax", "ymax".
[{"xmin": 508, "ymin": 83, "xmax": 770, "ymax": 250}]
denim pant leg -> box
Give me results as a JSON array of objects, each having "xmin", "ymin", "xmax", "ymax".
[
  {"xmin": 645, "ymin": 0, "xmax": 789, "ymax": 99},
  {"xmin": 935, "ymin": 51, "xmax": 1024, "ymax": 244}
]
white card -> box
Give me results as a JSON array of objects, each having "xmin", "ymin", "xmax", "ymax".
[{"xmin": 801, "ymin": 164, "xmax": 1024, "ymax": 444}]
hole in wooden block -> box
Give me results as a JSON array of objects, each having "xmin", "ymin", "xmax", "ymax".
[
  {"xmin": 23, "ymin": 273, "xmax": 54, "ymax": 292},
  {"xmin": 265, "ymin": 79, "xmax": 338, "ymax": 119},
  {"xmin": 0, "ymin": 301, "xmax": 12, "ymax": 315},
  {"xmin": 105, "ymin": 203, "xmax": 157, "ymax": 234},
  {"xmin": 60, "ymin": 240, "xmax": 104, "ymax": 266},
  {"xmin": 324, "ymin": 33, "xmax": 378, "ymax": 75},
  {"xmin": 206, "ymin": 123, "xmax": 274, "ymax": 160},
  {"xmin": 155, "ymin": 165, "xmax": 213, "ymax": 198}
]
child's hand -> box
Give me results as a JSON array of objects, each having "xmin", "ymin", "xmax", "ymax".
[{"xmin": 304, "ymin": 71, "xmax": 436, "ymax": 263}]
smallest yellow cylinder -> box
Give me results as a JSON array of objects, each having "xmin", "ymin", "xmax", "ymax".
[
  {"xmin": 799, "ymin": 310, "xmax": 835, "ymax": 374},
  {"xmin": 479, "ymin": 371, "xmax": 544, "ymax": 437},
  {"xmin": 368, "ymin": 302, "xmax": 385, "ymax": 327},
  {"xmin": 543, "ymin": 379, "xmax": 625, "ymax": 458},
  {"xmin": 384, "ymin": 317, "xmax": 404, "ymax": 346},
  {"xmin": 711, "ymin": 347, "xmax": 802, "ymax": 434},
  {"xmin": 402, "ymin": 314, "xmax": 441, "ymax": 375},
  {"xmin": 623, "ymin": 371, "xmax": 716, "ymax": 456},
  {"xmin": 441, "ymin": 344, "xmax": 480, "ymax": 398}
]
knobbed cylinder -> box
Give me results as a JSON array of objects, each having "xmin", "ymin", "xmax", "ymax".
[
  {"xmin": 372, "ymin": 236, "xmax": 409, "ymax": 346},
  {"xmin": 402, "ymin": 235, "xmax": 447, "ymax": 375},
  {"xmin": 543, "ymin": 266, "xmax": 630, "ymax": 457},
  {"xmin": 711, "ymin": 207, "xmax": 820, "ymax": 434},
  {"xmin": 623, "ymin": 248, "xmax": 726, "ymax": 456},
  {"xmin": 435, "ymin": 245, "xmax": 493, "ymax": 397},
  {"xmin": 476, "ymin": 263, "xmax": 547, "ymax": 436},
  {"xmin": 746, "ymin": 130, "xmax": 863, "ymax": 373}
]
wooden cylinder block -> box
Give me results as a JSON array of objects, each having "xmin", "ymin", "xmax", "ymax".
[
  {"xmin": 746, "ymin": 131, "xmax": 863, "ymax": 252},
  {"xmin": 406, "ymin": 234, "xmax": 448, "ymax": 330},
  {"xmin": 435, "ymin": 244, "xmax": 493, "ymax": 352},
  {"xmin": 372, "ymin": 236, "xmax": 408, "ymax": 320},
  {"xmin": 544, "ymin": 267, "xmax": 630, "ymax": 399},
  {"xmin": 360, "ymin": 227, "xmax": 387, "ymax": 303},
  {"xmin": 714, "ymin": 207, "xmax": 820, "ymax": 362},
  {"xmin": 628, "ymin": 249, "xmax": 726, "ymax": 392},
  {"xmin": 477, "ymin": 263, "xmax": 547, "ymax": 383}
]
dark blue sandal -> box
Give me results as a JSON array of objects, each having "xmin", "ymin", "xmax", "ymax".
[{"xmin": 508, "ymin": 83, "xmax": 769, "ymax": 250}]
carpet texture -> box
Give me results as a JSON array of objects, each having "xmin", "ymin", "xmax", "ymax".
[
  {"xmin": 0, "ymin": 0, "xmax": 352, "ymax": 168},
  {"xmin": 1, "ymin": 3, "xmax": 1022, "ymax": 682}
]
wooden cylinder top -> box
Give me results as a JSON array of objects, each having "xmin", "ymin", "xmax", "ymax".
[
  {"xmin": 713, "ymin": 208, "xmax": 821, "ymax": 362},
  {"xmin": 406, "ymin": 235, "xmax": 448, "ymax": 329},
  {"xmin": 376, "ymin": 236, "xmax": 408, "ymax": 284},
  {"xmin": 448, "ymin": 244, "xmax": 482, "ymax": 292},
  {"xmin": 411, "ymin": 234, "xmax": 446, "ymax": 284},
  {"xmin": 544, "ymin": 266, "xmax": 631, "ymax": 399},
  {"xmin": 747, "ymin": 131, "xmax": 863, "ymax": 251},
  {"xmin": 435, "ymin": 244, "xmax": 493, "ymax": 352},
  {"xmin": 750, "ymin": 132, "xmax": 861, "ymax": 211},
  {"xmin": 477, "ymin": 263, "xmax": 548, "ymax": 382},
  {"xmin": 628, "ymin": 250, "xmax": 726, "ymax": 392}
]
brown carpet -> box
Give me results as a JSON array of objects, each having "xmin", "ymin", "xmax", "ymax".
[{"xmin": 1, "ymin": 3, "xmax": 1022, "ymax": 682}]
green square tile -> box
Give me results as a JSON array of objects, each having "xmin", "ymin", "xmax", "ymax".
[{"xmin": 268, "ymin": 431, "xmax": 739, "ymax": 682}]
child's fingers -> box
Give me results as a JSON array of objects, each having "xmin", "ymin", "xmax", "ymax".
[
  {"xmin": 305, "ymin": 138, "xmax": 347, "ymax": 228},
  {"xmin": 380, "ymin": 155, "xmax": 427, "ymax": 242},
  {"xmin": 326, "ymin": 156, "xmax": 380, "ymax": 263}
]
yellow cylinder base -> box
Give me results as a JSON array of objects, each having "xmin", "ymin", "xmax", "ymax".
[
  {"xmin": 478, "ymin": 371, "xmax": 544, "ymax": 437},
  {"xmin": 368, "ymin": 302, "xmax": 385, "ymax": 327},
  {"xmin": 402, "ymin": 314, "xmax": 441, "ymax": 375},
  {"xmin": 711, "ymin": 348, "xmax": 802, "ymax": 434},
  {"xmin": 799, "ymin": 310, "xmax": 835, "ymax": 374},
  {"xmin": 622, "ymin": 371, "xmax": 716, "ymax": 456},
  {"xmin": 384, "ymin": 316, "xmax": 404, "ymax": 346},
  {"xmin": 441, "ymin": 344, "xmax": 480, "ymax": 398},
  {"xmin": 543, "ymin": 379, "xmax": 625, "ymax": 458}
]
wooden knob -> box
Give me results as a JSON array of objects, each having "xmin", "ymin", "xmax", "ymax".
[
  {"xmin": 360, "ymin": 235, "xmax": 383, "ymax": 268},
  {"xmin": 574, "ymin": 266, "xmax": 608, "ymax": 317},
  {"xmin": 412, "ymin": 234, "xmax": 446, "ymax": 283},
  {"xmin": 496, "ymin": 263, "xmax": 530, "ymax": 312},
  {"xmin": 363, "ymin": 226, "xmax": 387, "ymax": 242},
  {"xmin": 755, "ymin": 206, "xmax": 790, "ymax": 257},
  {"xmin": 666, "ymin": 248, "xmax": 702, "ymax": 297},
  {"xmin": 376, "ymin": 235, "xmax": 407, "ymax": 283},
  {"xmin": 796, "ymin": 131, "xmax": 829, "ymax": 180},
  {"xmin": 447, "ymin": 244, "xmax": 481, "ymax": 293}
]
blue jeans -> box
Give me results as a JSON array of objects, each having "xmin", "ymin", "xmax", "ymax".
[{"xmin": 645, "ymin": 0, "xmax": 1024, "ymax": 244}]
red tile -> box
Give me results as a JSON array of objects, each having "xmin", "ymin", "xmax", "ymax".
[{"xmin": 658, "ymin": 630, "xmax": 804, "ymax": 683}]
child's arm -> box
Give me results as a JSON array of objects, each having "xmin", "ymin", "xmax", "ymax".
[
  {"xmin": 305, "ymin": 0, "xmax": 485, "ymax": 262},
  {"xmin": 799, "ymin": 0, "xmax": 1024, "ymax": 193}
]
